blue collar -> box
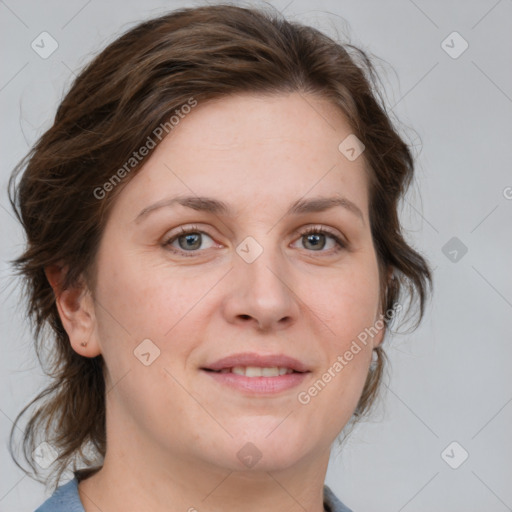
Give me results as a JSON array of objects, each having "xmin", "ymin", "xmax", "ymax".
[{"xmin": 35, "ymin": 477, "xmax": 353, "ymax": 512}]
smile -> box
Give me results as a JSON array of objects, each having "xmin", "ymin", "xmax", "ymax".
[{"xmin": 212, "ymin": 366, "xmax": 297, "ymax": 377}]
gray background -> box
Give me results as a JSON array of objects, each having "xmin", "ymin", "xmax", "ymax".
[{"xmin": 1, "ymin": 0, "xmax": 511, "ymax": 510}]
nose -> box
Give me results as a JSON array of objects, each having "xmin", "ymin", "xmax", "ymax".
[{"xmin": 221, "ymin": 239, "xmax": 300, "ymax": 332}]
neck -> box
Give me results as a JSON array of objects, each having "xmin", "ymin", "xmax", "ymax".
[
  {"xmin": 78, "ymin": 436, "xmax": 331, "ymax": 512},
  {"xmin": 78, "ymin": 390, "xmax": 334, "ymax": 512}
]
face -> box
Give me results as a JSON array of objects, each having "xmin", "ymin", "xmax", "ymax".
[{"xmin": 82, "ymin": 92, "xmax": 385, "ymax": 473}]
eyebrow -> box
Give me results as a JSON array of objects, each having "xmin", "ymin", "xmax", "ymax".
[{"xmin": 134, "ymin": 195, "xmax": 364, "ymax": 223}]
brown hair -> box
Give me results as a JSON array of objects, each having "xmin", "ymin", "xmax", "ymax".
[{"xmin": 8, "ymin": 3, "xmax": 432, "ymax": 488}]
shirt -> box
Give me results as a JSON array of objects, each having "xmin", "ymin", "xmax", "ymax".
[{"xmin": 34, "ymin": 476, "xmax": 353, "ymax": 512}]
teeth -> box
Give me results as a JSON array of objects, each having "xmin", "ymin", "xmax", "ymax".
[
  {"xmin": 229, "ymin": 366, "xmax": 294, "ymax": 377},
  {"xmin": 247, "ymin": 366, "xmax": 266, "ymax": 377},
  {"xmin": 261, "ymin": 367, "xmax": 279, "ymax": 377}
]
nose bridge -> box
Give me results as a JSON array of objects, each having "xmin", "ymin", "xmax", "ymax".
[
  {"xmin": 226, "ymin": 228, "xmax": 299, "ymax": 329},
  {"xmin": 236, "ymin": 230, "xmax": 289, "ymax": 299}
]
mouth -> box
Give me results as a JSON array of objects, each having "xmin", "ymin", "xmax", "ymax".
[
  {"xmin": 201, "ymin": 353, "xmax": 311, "ymax": 394},
  {"xmin": 203, "ymin": 366, "xmax": 303, "ymax": 377}
]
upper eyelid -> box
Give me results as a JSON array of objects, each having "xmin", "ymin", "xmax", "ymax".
[
  {"xmin": 164, "ymin": 223, "xmax": 342, "ymax": 238},
  {"xmin": 163, "ymin": 224, "xmax": 345, "ymax": 246}
]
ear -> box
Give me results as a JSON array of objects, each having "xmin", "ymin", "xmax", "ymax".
[{"xmin": 45, "ymin": 264, "xmax": 101, "ymax": 358}]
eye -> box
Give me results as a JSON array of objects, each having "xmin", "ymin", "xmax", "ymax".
[
  {"xmin": 163, "ymin": 225, "xmax": 216, "ymax": 257},
  {"xmin": 292, "ymin": 226, "xmax": 346, "ymax": 254},
  {"xmin": 162, "ymin": 224, "xmax": 346, "ymax": 258}
]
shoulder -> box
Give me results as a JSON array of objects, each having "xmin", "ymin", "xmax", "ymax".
[
  {"xmin": 323, "ymin": 484, "xmax": 354, "ymax": 512},
  {"xmin": 34, "ymin": 478, "xmax": 84, "ymax": 512}
]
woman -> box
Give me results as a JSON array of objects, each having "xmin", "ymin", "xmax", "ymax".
[{"xmin": 9, "ymin": 4, "xmax": 432, "ymax": 511}]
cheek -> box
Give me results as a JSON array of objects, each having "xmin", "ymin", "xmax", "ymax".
[
  {"xmin": 299, "ymin": 253, "xmax": 381, "ymax": 410},
  {"xmin": 94, "ymin": 246, "xmax": 201, "ymax": 338},
  {"xmin": 92, "ymin": 246, "xmax": 226, "ymax": 384},
  {"xmin": 93, "ymin": 253, "xmax": 201, "ymax": 417},
  {"xmin": 308, "ymin": 257, "xmax": 381, "ymax": 346}
]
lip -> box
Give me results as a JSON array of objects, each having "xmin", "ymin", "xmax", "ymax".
[
  {"xmin": 201, "ymin": 352, "xmax": 311, "ymax": 395},
  {"xmin": 204, "ymin": 370, "xmax": 309, "ymax": 394},
  {"xmin": 203, "ymin": 352, "xmax": 310, "ymax": 373}
]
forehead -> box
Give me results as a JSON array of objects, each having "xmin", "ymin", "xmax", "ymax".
[{"xmin": 112, "ymin": 92, "xmax": 369, "ymax": 221}]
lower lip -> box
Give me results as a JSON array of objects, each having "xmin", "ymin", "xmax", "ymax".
[{"xmin": 203, "ymin": 370, "xmax": 309, "ymax": 394}]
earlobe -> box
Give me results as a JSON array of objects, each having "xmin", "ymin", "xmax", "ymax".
[
  {"xmin": 44, "ymin": 265, "xmax": 102, "ymax": 358},
  {"xmin": 387, "ymin": 267, "xmax": 394, "ymax": 286},
  {"xmin": 370, "ymin": 308, "xmax": 385, "ymax": 349}
]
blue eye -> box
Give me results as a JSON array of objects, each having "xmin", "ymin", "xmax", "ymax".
[
  {"xmin": 163, "ymin": 225, "xmax": 215, "ymax": 257},
  {"xmin": 163, "ymin": 225, "xmax": 346, "ymax": 257},
  {"xmin": 294, "ymin": 226, "xmax": 346, "ymax": 253}
]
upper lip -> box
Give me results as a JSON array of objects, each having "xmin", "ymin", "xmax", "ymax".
[{"xmin": 203, "ymin": 352, "xmax": 310, "ymax": 373}]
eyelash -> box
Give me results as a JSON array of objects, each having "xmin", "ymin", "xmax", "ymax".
[{"xmin": 162, "ymin": 224, "xmax": 346, "ymax": 258}]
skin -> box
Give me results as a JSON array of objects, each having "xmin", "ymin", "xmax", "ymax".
[{"xmin": 49, "ymin": 92, "xmax": 387, "ymax": 512}]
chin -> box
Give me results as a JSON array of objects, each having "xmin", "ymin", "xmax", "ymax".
[
  {"xmin": 211, "ymin": 425, "xmax": 315, "ymax": 473},
  {"xmin": 209, "ymin": 447, "xmax": 309, "ymax": 474}
]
